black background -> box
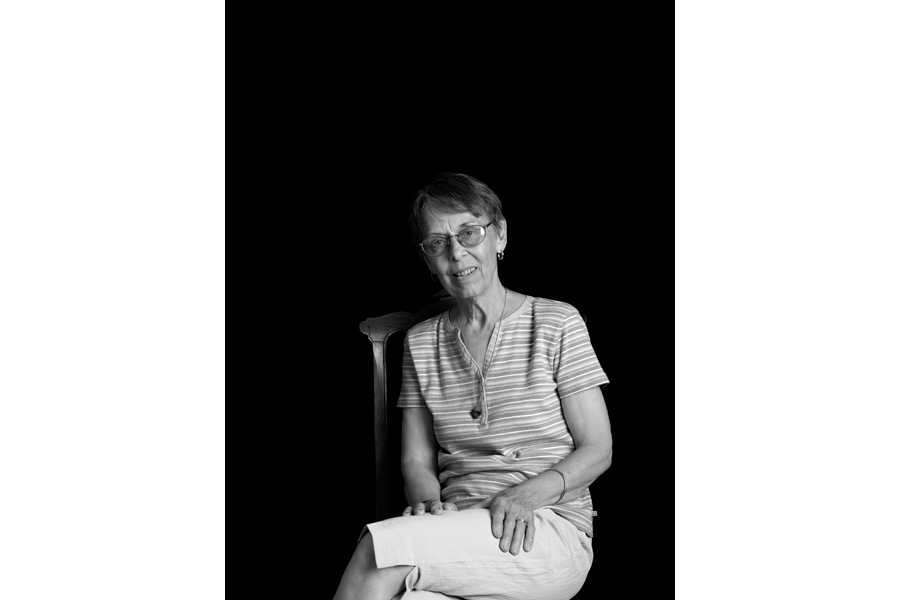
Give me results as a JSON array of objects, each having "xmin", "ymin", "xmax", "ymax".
[{"xmin": 297, "ymin": 144, "xmax": 665, "ymax": 596}]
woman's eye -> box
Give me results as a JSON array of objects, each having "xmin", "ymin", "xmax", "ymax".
[{"xmin": 461, "ymin": 228, "xmax": 476, "ymax": 238}]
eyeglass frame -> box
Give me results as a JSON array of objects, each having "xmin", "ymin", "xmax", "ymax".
[{"xmin": 418, "ymin": 222, "xmax": 494, "ymax": 257}]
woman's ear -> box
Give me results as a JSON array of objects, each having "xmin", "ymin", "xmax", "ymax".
[{"xmin": 496, "ymin": 218, "xmax": 508, "ymax": 252}]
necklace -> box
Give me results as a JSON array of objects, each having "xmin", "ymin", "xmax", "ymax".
[
  {"xmin": 458, "ymin": 287, "xmax": 508, "ymax": 421},
  {"xmin": 457, "ymin": 287, "xmax": 508, "ymax": 341}
]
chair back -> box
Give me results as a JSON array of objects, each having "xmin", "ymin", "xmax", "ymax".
[{"xmin": 359, "ymin": 290, "xmax": 456, "ymax": 522}]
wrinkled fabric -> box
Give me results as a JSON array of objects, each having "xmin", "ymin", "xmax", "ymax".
[
  {"xmin": 364, "ymin": 507, "xmax": 592, "ymax": 600},
  {"xmin": 398, "ymin": 296, "xmax": 609, "ymax": 537}
]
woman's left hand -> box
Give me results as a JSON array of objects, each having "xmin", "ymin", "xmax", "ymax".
[{"xmin": 471, "ymin": 488, "xmax": 537, "ymax": 555}]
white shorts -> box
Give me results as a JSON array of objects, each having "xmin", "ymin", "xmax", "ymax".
[{"xmin": 362, "ymin": 507, "xmax": 593, "ymax": 600}]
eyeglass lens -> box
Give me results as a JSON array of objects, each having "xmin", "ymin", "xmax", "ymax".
[{"xmin": 422, "ymin": 225, "xmax": 488, "ymax": 256}]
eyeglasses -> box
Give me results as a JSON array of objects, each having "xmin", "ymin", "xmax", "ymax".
[{"xmin": 419, "ymin": 222, "xmax": 493, "ymax": 257}]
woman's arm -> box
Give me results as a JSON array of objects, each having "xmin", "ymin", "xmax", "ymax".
[
  {"xmin": 473, "ymin": 385, "xmax": 612, "ymax": 552},
  {"xmin": 523, "ymin": 384, "xmax": 612, "ymax": 503},
  {"xmin": 400, "ymin": 407, "xmax": 457, "ymax": 516}
]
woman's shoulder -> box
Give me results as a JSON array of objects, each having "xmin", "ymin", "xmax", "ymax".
[
  {"xmin": 529, "ymin": 296, "xmax": 582, "ymax": 320},
  {"xmin": 502, "ymin": 292, "xmax": 577, "ymax": 315}
]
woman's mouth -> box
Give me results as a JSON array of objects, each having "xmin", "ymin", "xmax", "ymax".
[{"xmin": 453, "ymin": 267, "xmax": 477, "ymax": 279}]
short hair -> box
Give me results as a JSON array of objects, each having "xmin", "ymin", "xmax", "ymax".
[{"xmin": 407, "ymin": 172, "xmax": 505, "ymax": 247}]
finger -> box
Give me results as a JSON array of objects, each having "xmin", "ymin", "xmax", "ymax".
[
  {"xmin": 498, "ymin": 513, "xmax": 517, "ymax": 553},
  {"xmin": 523, "ymin": 519, "xmax": 536, "ymax": 552},
  {"xmin": 509, "ymin": 519, "xmax": 527, "ymax": 556},
  {"xmin": 402, "ymin": 506, "xmax": 413, "ymax": 516},
  {"xmin": 490, "ymin": 504, "xmax": 506, "ymax": 539},
  {"xmin": 442, "ymin": 502, "xmax": 458, "ymax": 512},
  {"xmin": 414, "ymin": 502, "xmax": 427, "ymax": 515},
  {"xmin": 430, "ymin": 500, "xmax": 444, "ymax": 515}
]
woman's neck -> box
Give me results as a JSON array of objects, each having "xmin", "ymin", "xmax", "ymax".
[{"xmin": 456, "ymin": 283, "xmax": 508, "ymax": 331}]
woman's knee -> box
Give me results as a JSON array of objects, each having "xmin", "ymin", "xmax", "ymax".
[
  {"xmin": 352, "ymin": 531, "xmax": 376, "ymax": 569},
  {"xmin": 348, "ymin": 531, "xmax": 413, "ymax": 595}
]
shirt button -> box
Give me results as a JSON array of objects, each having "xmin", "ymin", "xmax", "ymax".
[
  {"xmin": 513, "ymin": 451, "xmax": 520, "ymax": 458},
  {"xmin": 470, "ymin": 408, "xmax": 481, "ymax": 419}
]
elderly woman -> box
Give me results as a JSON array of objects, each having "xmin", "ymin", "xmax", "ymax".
[{"xmin": 335, "ymin": 173, "xmax": 612, "ymax": 600}]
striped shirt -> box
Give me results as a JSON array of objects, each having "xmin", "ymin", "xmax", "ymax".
[{"xmin": 398, "ymin": 295, "xmax": 609, "ymax": 537}]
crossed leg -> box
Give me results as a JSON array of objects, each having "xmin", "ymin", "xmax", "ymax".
[{"xmin": 333, "ymin": 531, "xmax": 414, "ymax": 600}]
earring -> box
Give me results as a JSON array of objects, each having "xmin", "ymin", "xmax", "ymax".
[
  {"xmin": 497, "ymin": 251, "xmax": 505, "ymax": 261},
  {"xmin": 430, "ymin": 272, "xmax": 438, "ymax": 281}
]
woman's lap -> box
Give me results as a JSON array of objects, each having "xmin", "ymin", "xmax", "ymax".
[{"xmin": 363, "ymin": 508, "xmax": 592, "ymax": 600}]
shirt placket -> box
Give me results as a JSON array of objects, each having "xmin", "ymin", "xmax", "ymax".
[{"xmin": 457, "ymin": 322, "xmax": 502, "ymax": 427}]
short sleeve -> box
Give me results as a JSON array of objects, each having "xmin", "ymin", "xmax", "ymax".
[
  {"xmin": 553, "ymin": 310, "xmax": 609, "ymax": 399},
  {"xmin": 397, "ymin": 334, "xmax": 427, "ymax": 409}
]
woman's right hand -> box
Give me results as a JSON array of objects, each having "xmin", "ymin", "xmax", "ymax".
[{"xmin": 402, "ymin": 499, "xmax": 458, "ymax": 516}]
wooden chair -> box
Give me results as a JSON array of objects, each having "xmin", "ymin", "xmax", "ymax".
[
  {"xmin": 359, "ymin": 291, "xmax": 588, "ymax": 600},
  {"xmin": 359, "ymin": 290, "xmax": 457, "ymax": 523}
]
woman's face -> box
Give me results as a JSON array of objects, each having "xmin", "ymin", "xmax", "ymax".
[{"xmin": 421, "ymin": 208, "xmax": 507, "ymax": 300}]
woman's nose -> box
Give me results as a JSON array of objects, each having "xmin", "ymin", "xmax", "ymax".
[{"xmin": 448, "ymin": 236, "xmax": 467, "ymax": 260}]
